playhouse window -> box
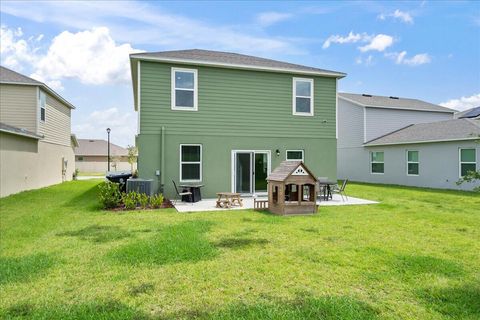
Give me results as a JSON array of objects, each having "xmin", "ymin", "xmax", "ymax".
[
  {"xmin": 285, "ymin": 184, "xmax": 298, "ymax": 202},
  {"xmin": 301, "ymin": 184, "xmax": 315, "ymax": 202},
  {"xmin": 273, "ymin": 186, "xmax": 278, "ymax": 203}
]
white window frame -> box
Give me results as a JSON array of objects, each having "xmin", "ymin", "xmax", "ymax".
[
  {"xmin": 179, "ymin": 144, "xmax": 202, "ymax": 182},
  {"xmin": 370, "ymin": 151, "xmax": 384, "ymax": 174},
  {"xmin": 406, "ymin": 150, "xmax": 419, "ymax": 176},
  {"xmin": 286, "ymin": 150, "xmax": 304, "ymax": 161},
  {"xmin": 171, "ymin": 67, "xmax": 198, "ymax": 111},
  {"xmin": 292, "ymin": 77, "xmax": 314, "ymax": 116},
  {"xmin": 459, "ymin": 148, "xmax": 477, "ymax": 178},
  {"xmin": 39, "ymin": 89, "xmax": 46, "ymax": 122}
]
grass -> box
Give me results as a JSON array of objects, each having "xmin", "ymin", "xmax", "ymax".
[{"xmin": 0, "ymin": 180, "xmax": 479, "ymax": 319}]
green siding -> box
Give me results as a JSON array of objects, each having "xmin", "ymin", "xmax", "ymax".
[
  {"xmin": 140, "ymin": 61, "xmax": 336, "ymax": 138},
  {"xmin": 137, "ymin": 60, "xmax": 338, "ymax": 198}
]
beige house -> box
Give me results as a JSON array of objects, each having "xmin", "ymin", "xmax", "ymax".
[
  {"xmin": 75, "ymin": 139, "xmax": 133, "ymax": 173},
  {"xmin": 0, "ymin": 66, "xmax": 76, "ymax": 197}
]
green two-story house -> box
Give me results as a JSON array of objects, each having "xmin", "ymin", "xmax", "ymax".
[{"xmin": 130, "ymin": 49, "xmax": 345, "ymax": 198}]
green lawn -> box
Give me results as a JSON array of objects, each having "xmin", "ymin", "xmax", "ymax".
[{"xmin": 0, "ymin": 181, "xmax": 479, "ymax": 319}]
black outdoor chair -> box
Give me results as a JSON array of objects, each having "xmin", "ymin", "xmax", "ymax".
[
  {"xmin": 332, "ymin": 179, "xmax": 348, "ymax": 202},
  {"xmin": 172, "ymin": 180, "xmax": 192, "ymax": 205}
]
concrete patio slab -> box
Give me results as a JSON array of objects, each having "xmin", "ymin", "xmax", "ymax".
[{"xmin": 174, "ymin": 194, "xmax": 378, "ymax": 213}]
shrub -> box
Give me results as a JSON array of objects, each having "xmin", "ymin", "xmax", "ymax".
[
  {"xmin": 150, "ymin": 194, "xmax": 164, "ymax": 209},
  {"xmin": 98, "ymin": 182, "xmax": 122, "ymax": 209},
  {"xmin": 122, "ymin": 192, "xmax": 139, "ymax": 210},
  {"xmin": 138, "ymin": 193, "xmax": 149, "ymax": 209},
  {"xmin": 73, "ymin": 169, "xmax": 79, "ymax": 181}
]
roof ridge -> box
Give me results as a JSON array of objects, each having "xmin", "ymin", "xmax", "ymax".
[{"xmin": 363, "ymin": 123, "xmax": 415, "ymax": 145}]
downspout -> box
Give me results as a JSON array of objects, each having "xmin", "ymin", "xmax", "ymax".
[{"xmin": 160, "ymin": 126, "xmax": 165, "ymax": 192}]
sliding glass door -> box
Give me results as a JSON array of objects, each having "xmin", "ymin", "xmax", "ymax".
[{"xmin": 233, "ymin": 151, "xmax": 270, "ymax": 194}]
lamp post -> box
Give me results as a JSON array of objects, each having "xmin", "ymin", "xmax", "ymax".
[{"xmin": 106, "ymin": 128, "xmax": 111, "ymax": 172}]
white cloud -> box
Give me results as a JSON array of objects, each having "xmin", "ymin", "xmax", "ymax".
[
  {"xmin": 355, "ymin": 55, "xmax": 374, "ymax": 66},
  {"xmin": 322, "ymin": 31, "xmax": 367, "ymax": 49},
  {"xmin": 31, "ymin": 27, "xmax": 142, "ymax": 86},
  {"xmin": 359, "ymin": 34, "xmax": 394, "ymax": 52},
  {"xmin": 1, "ymin": 1, "xmax": 302, "ymax": 56},
  {"xmin": 378, "ymin": 9, "xmax": 414, "ymax": 24},
  {"xmin": 386, "ymin": 51, "xmax": 431, "ymax": 66},
  {"xmin": 1, "ymin": 25, "xmax": 142, "ymax": 88},
  {"xmin": 440, "ymin": 93, "xmax": 480, "ymax": 112},
  {"xmin": 257, "ymin": 12, "xmax": 292, "ymax": 27},
  {"xmin": 323, "ymin": 32, "xmax": 393, "ymax": 52},
  {"xmin": 73, "ymin": 107, "xmax": 136, "ymax": 147},
  {"xmin": 0, "ymin": 25, "xmax": 38, "ymax": 69}
]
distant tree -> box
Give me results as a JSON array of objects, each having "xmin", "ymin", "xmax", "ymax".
[{"xmin": 127, "ymin": 145, "xmax": 138, "ymax": 172}]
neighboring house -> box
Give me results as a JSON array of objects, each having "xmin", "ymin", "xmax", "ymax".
[
  {"xmin": 74, "ymin": 139, "xmax": 133, "ymax": 173},
  {"xmin": 0, "ymin": 66, "xmax": 76, "ymax": 197},
  {"xmin": 455, "ymin": 106, "xmax": 480, "ymax": 119},
  {"xmin": 130, "ymin": 49, "xmax": 345, "ymax": 198},
  {"xmin": 338, "ymin": 93, "xmax": 479, "ymax": 190}
]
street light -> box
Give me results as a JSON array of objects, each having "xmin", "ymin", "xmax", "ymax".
[{"xmin": 106, "ymin": 128, "xmax": 111, "ymax": 172}]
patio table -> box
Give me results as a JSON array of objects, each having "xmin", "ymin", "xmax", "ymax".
[
  {"xmin": 318, "ymin": 180, "xmax": 337, "ymax": 201},
  {"xmin": 179, "ymin": 184, "xmax": 204, "ymax": 202},
  {"xmin": 216, "ymin": 192, "xmax": 243, "ymax": 208}
]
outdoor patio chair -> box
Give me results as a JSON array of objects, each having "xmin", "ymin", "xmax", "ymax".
[
  {"xmin": 172, "ymin": 180, "xmax": 192, "ymax": 205},
  {"xmin": 317, "ymin": 177, "xmax": 328, "ymax": 201},
  {"xmin": 331, "ymin": 179, "xmax": 348, "ymax": 202}
]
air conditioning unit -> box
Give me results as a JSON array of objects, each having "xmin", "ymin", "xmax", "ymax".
[{"xmin": 126, "ymin": 179, "xmax": 153, "ymax": 196}]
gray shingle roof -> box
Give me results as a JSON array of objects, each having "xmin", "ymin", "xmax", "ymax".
[
  {"xmin": 339, "ymin": 92, "xmax": 455, "ymax": 113},
  {"xmin": 0, "ymin": 122, "xmax": 43, "ymax": 139},
  {"xmin": 75, "ymin": 139, "xmax": 128, "ymax": 156},
  {"xmin": 0, "ymin": 66, "xmax": 42, "ymax": 85},
  {"xmin": 131, "ymin": 49, "xmax": 345, "ymax": 77},
  {"xmin": 364, "ymin": 119, "xmax": 480, "ymax": 146}
]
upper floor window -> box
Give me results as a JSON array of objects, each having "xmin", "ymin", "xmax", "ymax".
[
  {"xmin": 371, "ymin": 151, "xmax": 384, "ymax": 174},
  {"xmin": 286, "ymin": 150, "xmax": 304, "ymax": 161},
  {"xmin": 39, "ymin": 90, "xmax": 46, "ymax": 122},
  {"xmin": 407, "ymin": 150, "xmax": 419, "ymax": 176},
  {"xmin": 459, "ymin": 148, "xmax": 476, "ymax": 177},
  {"xmin": 293, "ymin": 78, "xmax": 313, "ymax": 116},
  {"xmin": 172, "ymin": 68, "xmax": 197, "ymax": 111}
]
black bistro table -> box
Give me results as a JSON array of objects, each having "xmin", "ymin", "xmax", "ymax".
[
  {"xmin": 179, "ymin": 184, "xmax": 204, "ymax": 203},
  {"xmin": 318, "ymin": 180, "xmax": 337, "ymax": 201}
]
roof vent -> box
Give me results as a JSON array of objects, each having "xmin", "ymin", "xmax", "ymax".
[
  {"xmin": 89, "ymin": 140, "xmax": 95, "ymax": 142},
  {"xmin": 389, "ymin": 96, "xmax": 399, "ymax": 99},
  {"xmin": 362, "ymin": 94, "xmax": 372, "ymax": 97}
]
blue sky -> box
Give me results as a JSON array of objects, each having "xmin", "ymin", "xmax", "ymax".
[{"xmin": 1, "ymin": 0, "xmax": 479, "ymax": 146}]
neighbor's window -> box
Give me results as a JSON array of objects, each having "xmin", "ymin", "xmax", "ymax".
[
  {"xmin": 180, "ymin": 144, "xmax": 202, "ymax": 182},
  {"xmin": 286, "ymin": 150, "xmax": 304, "ymax": 161},
  {"xmin": 371, "ymin": 151, "xmax": 384, "ymax": 174},
  {"xmin": 172, "ymin": 68, "xmax": 197, "ymax": 110},
  {"xmin": 407, "ymin": 150, "xmax": 419, "ymax": 175},
  {"xmin": 77, "ymin": 156, "xmax": 84, "ymax": 161},
  {"xmin": 293, "ymin": 78, "xmax": 313, "ymax": 116},
  {"xmin": 459, "ymin": 148, "xmax": 476, "ymax": 177},
  {"xmin": 39, "ymin": 90, "xmax": 46, "ymax": 122}
]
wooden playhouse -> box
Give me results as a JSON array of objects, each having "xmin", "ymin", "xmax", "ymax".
[{"xmin": 267, "ymin": 161, "xmax": 318, "ymax": 215}]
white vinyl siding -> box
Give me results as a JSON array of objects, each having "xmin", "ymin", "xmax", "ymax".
[
  {"xmin": 286, "ymin": 150, "xmax": 304, "ymax": 161},
  {"xmin": 407, "ymin": 150, "xmax": 419, "ymax": 176},
  {"xmin": 292, "ymin": 78, "xmax": 313, "ymax": 116},
  {"xmin": 459, "ymin": 148, "xmax": 476, "ymax": 177},
  {"xmin": 171, "ymin": 68, "xmax": 198, "ymax": 111},
  {"xmin": 180, "ymin": 144, "xmax": 202, "ymax": 182}
]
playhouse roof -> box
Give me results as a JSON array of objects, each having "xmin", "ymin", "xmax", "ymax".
[{"xmin": 267, "ymin": 161, "xmax": 316, "ymax": 182}]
